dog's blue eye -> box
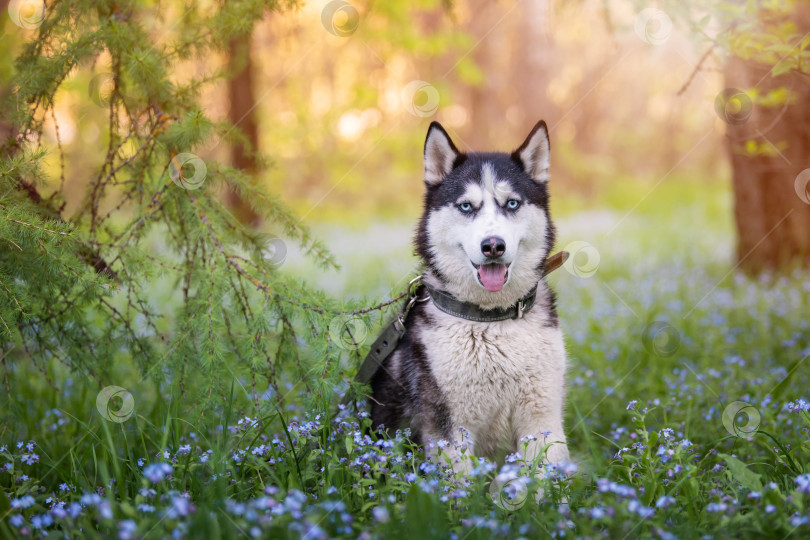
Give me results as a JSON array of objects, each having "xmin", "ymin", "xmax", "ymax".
[
  {"xmin": 506, "ymin": 199, "xmax": 520, "ymax": 210},
  {"xmin": 458, "ymin": 202, "xmax": 473, "ymax": 213}
]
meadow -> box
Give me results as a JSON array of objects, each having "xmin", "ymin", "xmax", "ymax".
[{"xmin": 2, "ymin": 178, "xmax": 809, "ymax": 539}]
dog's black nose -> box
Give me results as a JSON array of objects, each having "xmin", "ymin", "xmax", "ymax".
[{"xmin": 480, "ymin": 236, "xmax": 506, "ymax": 259}]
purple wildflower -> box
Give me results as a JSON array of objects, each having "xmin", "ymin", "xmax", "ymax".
[{"xmin": 143, "ymin": 462, "xmax": 173, "ymax": 483}]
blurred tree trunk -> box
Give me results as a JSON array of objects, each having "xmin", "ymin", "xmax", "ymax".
[
  {"xmin": 0, "ymin": 96, "xmax": 14, "ymax": 158},
  {"xmin": 724, "ymin": 8, "xmax": 810, "ymax": 272},
  {"xmin": 467, "ymin": 0, "xmax": 502, "ymax": 149},
  {"xmin": 514, "ymin": 0, "xmax": 555, "ymax": 128},
  {"xmin": 466, "ymin": 0, "xmax": 555, "ymax": 148},
  {"xmin": 227, "ymin": 34, "xmax": 261, "ymax": 226},
  {"xmin": 0, "ymin": 0, "xmax": 16, "ymax": 157}
]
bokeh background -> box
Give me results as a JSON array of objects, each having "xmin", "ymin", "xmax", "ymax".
[
  {"xmin": 2, "ymin": 1, "xmax": 810, "ymax": 537},
  {"xmin": 6, "ymin": 0, "xmax": 807, "ymax": 297},
  {"xmin": 14, "ymin": 0, "xmax": 807, "ymax": 298},
  {"xmin": 4, "ymin": 0, "xmax": 741, "ymax": 293}
]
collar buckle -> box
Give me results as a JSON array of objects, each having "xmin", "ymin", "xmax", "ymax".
[{"xmin": 515, "ymin": 299, "xmax": 525, "ymax": 319}]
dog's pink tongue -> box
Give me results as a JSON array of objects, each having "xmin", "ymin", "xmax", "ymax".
[{"xmin": 478, "ymin": 263, "xmax": 507, "ymax": 292}]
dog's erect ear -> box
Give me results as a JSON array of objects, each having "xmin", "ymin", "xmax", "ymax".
[
  {"xmin": 424, "ymin": 122, "xmax": 460, "ymax": 186},
  {"xmin": 512, "ymin": 120, "xmax": 551, "ymax": 184}
]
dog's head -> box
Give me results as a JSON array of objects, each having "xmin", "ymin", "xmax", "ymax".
[{"xmin": 415, "ymin": 121, "xmax": 555, "ymax": 309}]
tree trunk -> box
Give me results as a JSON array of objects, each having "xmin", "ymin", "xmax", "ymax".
[
  {"xmin": 226, "ymin": 34, "xmax": 261, "ymax": 226},
  {"xmin": 466, "ymin": 0, "xmax": 555, "ymax": 149},
  {"xmin": 725, "ymin": 11, "xmax": 810, "ymax": 272},
  {"xmin": 466, "ymin": 0, "xmax": 503, "ymax": 149},
  {"xmin": 514, "ymin": 0, "xmax": 555, "ymax": 128},
  {"xmin": 0, "ymin": 0, "xmax": 17, "ymax": 157}
]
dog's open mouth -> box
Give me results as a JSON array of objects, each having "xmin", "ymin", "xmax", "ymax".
[{"xmin": 476, "ymin": 263, "xmax": 509, "ymax": 292}]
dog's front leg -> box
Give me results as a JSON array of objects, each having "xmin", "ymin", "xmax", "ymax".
[
  {"xmin": 514, "ymin": 358, "xmax": 570, "ymax": 467},
  {"xmin": 512, "ymin": 408, "xmax": 569, "ymax": 466},
  {"xmin": 512, "ymin": 410, "xmax": 570, "ymax": 504}
]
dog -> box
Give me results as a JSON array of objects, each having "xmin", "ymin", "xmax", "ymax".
[{"xmin": 369, "ymin": 120, "xmax": 569, "ymax": 470}]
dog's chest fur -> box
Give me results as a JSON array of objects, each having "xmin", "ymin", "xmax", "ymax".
[{"xmin": 416, "ymin": 287, "xmax": 566, "ymax": 455}]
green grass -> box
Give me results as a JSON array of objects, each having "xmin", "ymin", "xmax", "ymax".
[{"xmin": 2, "ymin": 184, "xmax": 810, "ymax": 539}]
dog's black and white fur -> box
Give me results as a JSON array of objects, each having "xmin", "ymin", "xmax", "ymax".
[{"xmin": 370, "ymin": 121, "xmax": 569, "ymax": 468}]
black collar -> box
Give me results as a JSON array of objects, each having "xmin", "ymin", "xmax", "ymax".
[
  {"xmin": 419, "ymin": 251, "xmax": 569, "ymax": 322},
  {"xmin": 421, "ymin": 282, "xmax": 537, "ymax": 321}
]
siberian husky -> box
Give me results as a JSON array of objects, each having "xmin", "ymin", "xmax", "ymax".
[{"xmin": 369, "ymin": 121, "xmax": 569, "ymax": 469}]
